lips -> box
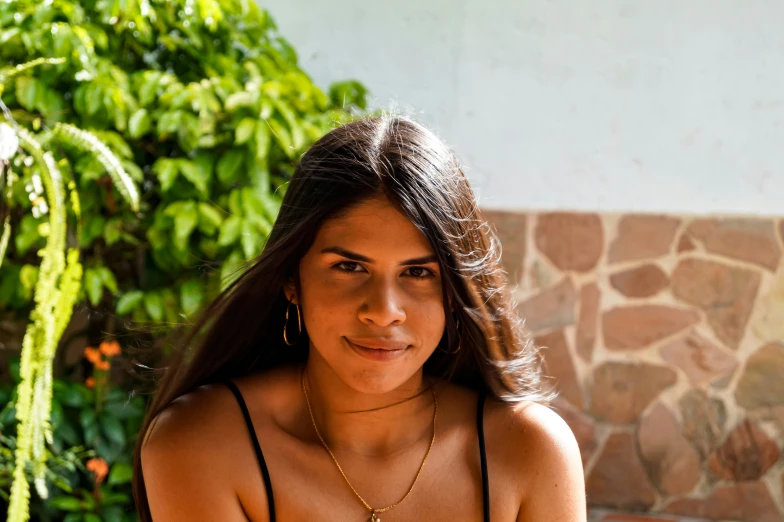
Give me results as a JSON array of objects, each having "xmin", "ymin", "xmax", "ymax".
[
  {"xmin": 345, "ymin": 337, "xmax": 410, "ymax": 351},
  {"xmin": 345, "ymin": 337, "xmax": 410, "ymax": 362}
]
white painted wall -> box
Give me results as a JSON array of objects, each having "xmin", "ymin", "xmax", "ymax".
[{"xmin": 260, "ymin": 0, "xmax": 784, "ymax": 216}]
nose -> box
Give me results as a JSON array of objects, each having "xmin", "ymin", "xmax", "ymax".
[{"xmin": 357, "ymin": 277, "xmax": 407, "ymax": 327}]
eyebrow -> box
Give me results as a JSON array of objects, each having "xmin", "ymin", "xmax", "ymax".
[{"xmin": 320, "ymin": 246, "xmax": 439, "ymax": 266}]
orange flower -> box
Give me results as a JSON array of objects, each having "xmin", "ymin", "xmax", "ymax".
[
  {"xmin": 94, "ymin": 359, "xmax": 110, "ymax": 371},
  {"xmin": 86, "ymin": 457, "xmax": 109, "ymax": 485},
  {"xmin": 85, "ymin": 377, "xmax": 95, "ymax": 388},
  {"xmin": 83, "ymin": 347, "xmax": 101, "ymax": 365},
  {"xmin": 99, "ymin": 340, "xmax": 122, "ymax": 357}
]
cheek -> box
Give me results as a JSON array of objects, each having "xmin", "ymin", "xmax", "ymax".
[
  {"xmin": 297, "ymin": 271, "xmax": 354, "ymax": 337},
  {"xmin": 413, "ymin": 305, "xmax": 448, "ymax": 346}
]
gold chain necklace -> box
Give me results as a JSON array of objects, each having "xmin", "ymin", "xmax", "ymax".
[{"xmin": 301, "ymin": 367, "xmax": 437, "ymax": 522}]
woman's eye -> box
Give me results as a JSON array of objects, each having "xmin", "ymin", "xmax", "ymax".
[
  {"xmin": 405, "ymin": 266, "xmax": 436, "ymax": 279},
  {"xmin": 334, "ymin": 261, "xmax": 363, "ymax": 272},
  {"xmin": 332, "ymin": 262, "xmax": 435, "ymax": 279}
]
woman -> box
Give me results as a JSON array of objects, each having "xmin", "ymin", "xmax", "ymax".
[{"xmin": 133, "ymin": 114, "xmax": 586, "ymax": 521}]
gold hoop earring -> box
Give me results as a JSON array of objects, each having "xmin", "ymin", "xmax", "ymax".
[
  {"xmin": 439, "ymin": 314, "xmax": 462, "ymax": 354},
  {"xmin": 283, "ymin": 298, "xmax": 301, "ymax": 346}
]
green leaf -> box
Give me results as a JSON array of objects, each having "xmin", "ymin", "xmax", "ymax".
[
  {"xmin": 255, "ymin": 120, "xmax": 271, "ymax": 161},
  {"xmin": 197, "ymin": 202, "xmax": 224, "ymax": 235},
  {"xmin": 103, "ymin": 397, "xmax": 145, "ymax": 420},
  {"xmin": 108, "ymin": 462, "xmax": 134, "ymax": 485},
  {"xmin": 143, "ymin": 292, "xmax": 164, "ymax": 321},
  {"xmin": 180, "ymin": 279, "xmax": 205, "ymax": 316},
  {"xmin": 241, "ymin": 187, "xmax": 270, "ymax": 223},
  {"xmin": 15, "ymin": 76, "xmax": 40, "ymax": 111},
  {"xmin": 98, "ymin": 266, "xmax": 118, "ymax": 294},
  {"xmin": 268, "ymin": 117, "xmax": 294, "ymax": 158},
  {"xmin": 19, "ymin": 264, "xmax": 39, "ymax": 300},
  {"xmin": 329, "ymin": 79, "xmax": 369, "ymax": 109},
  {"xmin": 241, "ymin": 219, "xmax": 259, "ymax": 258},
  {"xmin": 103, "ymin": 218, "xmax": 122, "ymax": 246},
  {"xmin": 217, "ymin": 215, "xmax": 242, "ymax": 247},
  {"xmin": 177, "ymin": 159, "xmax": 209, "ymax": 196},
  {"xmin": 173, "ymin": 201, "xmax": 198, "ymax": 250},
  {"xmin": 48, "ymin": 496, "xmax": 83, "ymax": 512},
  {"xmin": 153, "ymin": 158, "xmax": 179, "ymax": 191},
  {"xmin": 116, "ymin": 290, "xmax": 144, "ymax": 315},
  {"xmin": 62, "ymin": 513, "xmax": 83, "ymax": 522},
  {"xmin": 225, "ymin": 91, "xmax": 256, "ymax": 112},
  {"xmin": 199, "ymin": 237, "xmax": 218, "ymax": 258},
  {"xmin": 228, "ymin": 189, "xmax": 243, "ymax": 216},
  {"xmin": 100, "ymin": 491, "xmax": 131, "ymax": 506},
  {"xmin": 260, "ymin": 193, "xmax": 282, "ymax": 221},
  {"xmin": 220, "ymin": 249, "xmax": 246, "ymax": 291},
  {"xmin": 86, "ymin": 83, "xmax": 103, "ymax": 116},
  {"xmin": 128, "ymin": 108, "xmax": 151, "ymax": 138},
  {"xmin": 157, "ymin": 110, "xmax": 182, "ymax": 137},
  {"xmin": 15, "ymin": 215, "xmax": 43, "ymax": 255},
  {"xmin": 100, "ymin": 505, "xmax": 124, "ymax": 522},
  {"xmin": 84, "ymin": 514, "xmax": 102, "ymax": 522},
  {"xmin": 55, "ymin": 382, "xmax": 86, "ymax": 408},
  {"xmin": 216, "ymin": 149, "xmax": 245, "ymax": 186},
  {"xmin": 84, "ymin": 267, "xmax": 104, "ymax": 307},
  {"xmin": 81, "ymin": 215, "xmax": 105, "ymax": 248},
  {"xmin": 235, "ymin": 118, "xmax": 256, "ymax": 144},
  {"xmin": 80, "ymin": 408, "xmax": 97, "ymax": 430},
  {"xmin": 100, "ymin": 415, "xmax": 126, "ymax": 446},
  {"xmin": 138, "ymin": 71, "xmax": 163, "ymax": 106}
]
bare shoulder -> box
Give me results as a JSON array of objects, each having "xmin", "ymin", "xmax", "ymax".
[
  {"xmin": 484, "ymin": 399, "xmax": 587, "ymax": 522},
  {"xmin": 140, "ymin": 381, "xmax": 259, "ymax": 521},
  {"xmin": 142, "ymin": 381, "xmax": 237, "ymax": 451}
]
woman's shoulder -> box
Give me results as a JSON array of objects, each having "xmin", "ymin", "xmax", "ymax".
[
  {"xmin": 144, "ymin": 366, "xmax": 301, "ymax": 442},
  {"xmin": 143, "ymin": 381, "xmax": 234, "ymax": 446},
  {"xmin": 141, "ymin": 378, "xmax": 279, "ymax": 520},
  {"xmin": 483, "ymin": 397, "xmax": 586, "ymax": 520}
]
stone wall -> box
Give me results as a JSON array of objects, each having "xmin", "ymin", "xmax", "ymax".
[{"xmin": 483, "ymin": 210, "xmax": 784, "ymax": 521}]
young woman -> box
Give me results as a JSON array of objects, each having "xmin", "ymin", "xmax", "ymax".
[{"xmin": 132, "ymin": 114, "xmax": 586, "ymax": 521}]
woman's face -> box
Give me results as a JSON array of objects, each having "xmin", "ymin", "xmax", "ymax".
[{"xmin": 287, "ymin": 195, "xmax": 447, "ymax": 394}]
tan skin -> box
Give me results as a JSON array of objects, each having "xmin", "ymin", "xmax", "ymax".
[{"xmin": 141, "ymin": 196, "xmax": 586, "ymax": 521}]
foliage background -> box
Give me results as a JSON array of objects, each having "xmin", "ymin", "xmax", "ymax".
[{"xmin": 0, "ymin": 0, "xmax": 369, "ymax": 519}]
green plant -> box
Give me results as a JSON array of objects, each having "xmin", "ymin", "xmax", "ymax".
[
  {"xmin": 0, "ymin": 0, "xmax": 368, "ymax": 326},
  {"xmin": 0, "ymin": 59, "xmax": 140, "ymax": 522},
  {"xmin": 0, "ymin": 353, "xmax": 145, "ymax": 522},
  {"xmin": 1, "ymin": 1, "xmax": 369, "ymax": 520}
]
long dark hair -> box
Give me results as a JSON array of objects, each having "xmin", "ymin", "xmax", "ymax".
[{"xmin": 131, "ymin": 113, "xmax": 551, "ymax": 520}]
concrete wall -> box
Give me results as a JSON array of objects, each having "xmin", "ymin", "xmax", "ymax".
[{"xmin": 261, "ymin": 0, "xmax": 784, "ymax": 215}]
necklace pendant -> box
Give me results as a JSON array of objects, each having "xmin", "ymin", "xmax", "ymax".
[{"xmin": 370, "ymin": 513, "xmax": 380, "ymax": 522}]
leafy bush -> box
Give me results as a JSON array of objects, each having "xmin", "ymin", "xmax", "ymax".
[
  {"xmin": 0, "ymin": 0, "xmax": 370, "ymax": 520},
  {"xmin": 1, "ymin": 347, "xmax": 146, "ymax": 522},
  {"xmin": 0, "ymin": 0, "xmax": 368, "ymax": 325}
]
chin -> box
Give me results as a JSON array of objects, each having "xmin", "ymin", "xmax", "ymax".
[{"xmin": 340, "ymin": 358, "xmax": 426, "ymax": 396}]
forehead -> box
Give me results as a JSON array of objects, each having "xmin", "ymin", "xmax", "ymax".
[{"xmin": 313, "ymin": 197, "xmax": 433, "ymax": 253}]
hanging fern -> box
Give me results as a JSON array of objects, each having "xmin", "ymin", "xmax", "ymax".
[
  {"xmin": 53, "ymin": 123, "xmax": 139, "ymax": 213},
  {"xmin": 0, "ymin": 58, "xmax": 139, "ymax": 522},
  {"xmin": 0, "ymin": 215, "xmax": 9, "ymax": 270},
  {"xmin": 0, "ymin": 58, "xmax": 65, "ymax": 97},
  {"xmin": 7, "ymin": 128, "xmax": 67, "ymax": 522}
]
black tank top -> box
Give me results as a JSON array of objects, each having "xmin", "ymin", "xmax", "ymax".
[{"xmin": 224, "ymin": 380, "xmax": 491, "ymax": 522}]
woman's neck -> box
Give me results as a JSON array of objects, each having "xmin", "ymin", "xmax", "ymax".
[{"xmin": 301, "ymin": 354, "xmax": 436, "ymax": 459}]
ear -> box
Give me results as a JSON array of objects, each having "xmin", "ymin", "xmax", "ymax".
[{"xmin": 283, "ymin": 279, "xmax": 298, "ymax": 304}]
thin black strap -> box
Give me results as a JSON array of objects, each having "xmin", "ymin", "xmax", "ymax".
[
  {"xmin": 477, "ymin": 391, "xmax": 490, "ymax": 522},
  {"xmin": 224, "ymin": 380, "xmax": 276, "ymax": 522}
]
